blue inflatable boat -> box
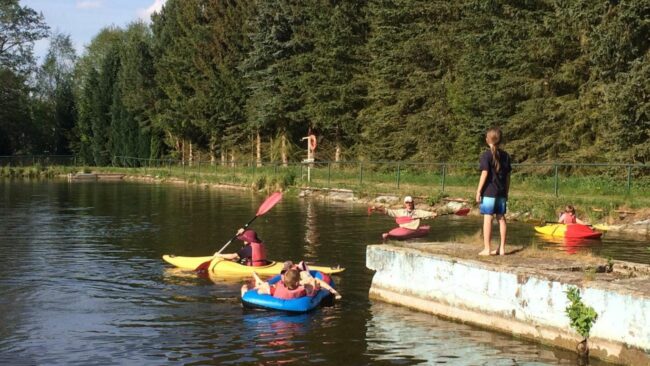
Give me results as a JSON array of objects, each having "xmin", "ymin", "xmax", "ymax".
[{"xmin": 241, "ymin": 271, "xmax": 336, "ymax": 313}]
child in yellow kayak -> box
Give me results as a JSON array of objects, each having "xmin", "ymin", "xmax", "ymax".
[{"xmin": 558, "ymin": 205, "xmax": 587, "ymax": 225}]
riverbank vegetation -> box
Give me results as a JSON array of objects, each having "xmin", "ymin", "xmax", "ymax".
[
  {"xmin": 4, "ymin": 163, "xmax": 646, "ymax": 226},
  {"xmin": 1, "ymin": 1, "xmax": 649, "ymax": 167}
]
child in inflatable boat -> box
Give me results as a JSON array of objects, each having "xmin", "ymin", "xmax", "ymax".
[{"xmin": 241, "ymin": 262, "xmax": 341, "ymax": 300}]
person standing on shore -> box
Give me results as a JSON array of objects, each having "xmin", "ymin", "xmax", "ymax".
[{"xmin": 476, "ymin": 127, "xmax": 512, "ymax": 256}]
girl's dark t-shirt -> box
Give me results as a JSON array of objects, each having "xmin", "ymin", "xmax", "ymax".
[{"xmin": 479, "ymin": 149, "xmax": 512, "ymax": 198}]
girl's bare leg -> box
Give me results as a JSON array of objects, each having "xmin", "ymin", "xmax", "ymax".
[
  {"xmin": 497, "ymin": 214, "xmax": 507, "ymax": 255},
  {"xmin": 479, "ymin": 215, "xmax": 493, "ymax": 256}
]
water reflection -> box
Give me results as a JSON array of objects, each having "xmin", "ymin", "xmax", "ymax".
[
  {"xmin": 365, "ymin": 302, "xmax": 610, "ymax": 365},
  {"xmin": 242, "ymin": 312, "xmax": 312, "ymax": 364},
  {"xmin": 534, "ymin": 234, "xmax": 602, "ymax": 255},
  {"xmin": 303, "ymin": 199, "xmax": 320, "ymax": 258}
]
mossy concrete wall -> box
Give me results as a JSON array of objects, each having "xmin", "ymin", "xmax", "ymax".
[{"xmin": 366, "ymin": 244, "xmax": 650, "ymax": 365}]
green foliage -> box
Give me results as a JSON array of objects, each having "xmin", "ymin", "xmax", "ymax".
[
  {"xmin": 33, "ymin": 32, "xmax": 77, "ymax": 155},
  {"xmin": 0, "ymin": 0, "xmax": 49, "ymax": 74},
  {"xmin": 565, "ymin": 286, "xmax": 598, "ymax": 339},
  {"xmin": 2, "ymin": 1, "xmax": 649, "ymax": 165},
  {"xmin": 426, "ymin": 191, "xmax": 449, "ymax": 206}
]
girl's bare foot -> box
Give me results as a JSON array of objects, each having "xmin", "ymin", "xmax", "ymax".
[
  {"xmin": 490, "ymin": 249, "xmax": 498, "ymax": 255},
  {"xmin": 241, "ymin": 284, "xmax": 249, "ymax": 297},
  {"xmin": 478, "ymin": 249, "xmax": 491, "ymax": 256}
]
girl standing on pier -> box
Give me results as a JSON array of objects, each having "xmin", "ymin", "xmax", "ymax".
[{"xmin": 476, "ymin": 127, "xmax": 512, "ymax": 256}]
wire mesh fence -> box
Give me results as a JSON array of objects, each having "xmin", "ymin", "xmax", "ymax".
[
  {"xmin": 0, "ymin": 155, "xmax": 76, "ymax": 167},
  {"xmin": 1, "ymin": 155, "xmax": 648, "ymax": 198}
]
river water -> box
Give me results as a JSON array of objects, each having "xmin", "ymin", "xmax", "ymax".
[{"xmin": 1, "ymin": 179, "xmax": 646, "ymax": 365}]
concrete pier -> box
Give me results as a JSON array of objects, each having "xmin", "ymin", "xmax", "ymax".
[{"xmin": 366, "ymin": 243, "xmax": 650, "ymax": 365}]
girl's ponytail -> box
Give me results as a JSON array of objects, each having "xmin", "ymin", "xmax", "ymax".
[{"xmin": 486, "ymin": 127, "xmax": 502, "ymax": 173}]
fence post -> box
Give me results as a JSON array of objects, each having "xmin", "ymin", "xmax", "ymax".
[
  {"xmin": 627, "ymin": 165, "xmax": 632, "ymax": 193},
  {"xmin": 359, "ymin": 162, "xmax": 363, "ymax": 185},
  {"xmin": 441, "ymin": 163, "xmax": 446, "ymax": 192},
  {"xmin": 554, "ymin": 164, "xmax": 559, "ymax": 197},
  {"xmin": 327, "ymin": 162, "xmax": 331, "ymax": 186},
  {"xmin": 198, "ymin": 159, "xmax": 201, "ymax": 176},
  {"xmin": 396, "ymin": 163, "xmax": 401, "ymax": 189}
]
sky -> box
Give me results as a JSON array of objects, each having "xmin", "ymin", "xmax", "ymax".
[{"xmin": 21, "ymin": 0, "xmax": 166, "ymax": 62}]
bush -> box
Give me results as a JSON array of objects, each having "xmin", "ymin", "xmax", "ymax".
[{"xmin": 565, "ymin": 286, "xmax": 598, "ymax": 339}]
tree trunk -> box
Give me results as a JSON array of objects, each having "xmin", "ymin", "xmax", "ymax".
[
  {"xmin": 335, "ymin": 126, "xmax": 341, "ymax": 162},
  {"xmin": 281, "ymin": 132, "xmax": 288, "ymax": 167},
  {"xmin": 189, "ymin": 141, "xmax": 193, "ymax": 166},
  {"xmin": 256, "ymin": 130, "xmax": 262, "ymax": 167},
  {"xmin": 577, "ymin": 339, "xmax": 589, "ymax": 360},
  {"xmin": 230, "ymin": 149, "xmax": 235, "ymax": 168},
  {"xmin": 209, "ymin": 138, "xmax": 216, "ymax": 166},
  {"xmin": 180, "ymin": 139, "xmax": 185, "ymax": 165},
  {"xmin": 335, "ymin": 143, "xmax": 341, "ymax": 163},
  {"xmin": 220, "ymin": 150, "xmax": 226, "ymax": 166}
]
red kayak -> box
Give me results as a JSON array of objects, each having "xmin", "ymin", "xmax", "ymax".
[
  {"xmin": 382, "ymin": 225, "xmax": 430, "ymax": 241},
  {"xmin": 534, "ymin": 224, "xmax": 602, "ymax": 239}
]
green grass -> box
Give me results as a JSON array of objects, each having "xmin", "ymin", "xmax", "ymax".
[{"xmin": 0, "ymin": 165, "xmax": 78, "ymax": 178}]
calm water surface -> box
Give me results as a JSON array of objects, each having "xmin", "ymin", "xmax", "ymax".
[{"xmin": 2, "ymin": 179, "xmax": 646, "ymax": 365}]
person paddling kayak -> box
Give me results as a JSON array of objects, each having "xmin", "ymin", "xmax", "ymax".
[
  {"xmin": 370, "ymin": 196, "xmax": 437, "ymax": 230},
  {"xmin": 215, "ymin": 228, "xmax": 268, "ymax": 266},
  {"xmin": 558, "ymin": 205, "xmax": 587, "ymax": 225}
]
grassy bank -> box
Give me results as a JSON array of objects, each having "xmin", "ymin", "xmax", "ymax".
[
  {"xmin": 0, "ymin": 165, "xmax": 78, "ymax": 178},
  {"xmin": 2, "ymin": 164, "xmax": 648, "ymax": 225}
]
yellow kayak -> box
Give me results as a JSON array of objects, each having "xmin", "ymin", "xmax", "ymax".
[
  {"xmin": 162, "ymin": 255, "xmax": 345, "ymax": 276},
  {"xmin": 534, "ymin": 224, "xmax": 602, "ymax": 239}
]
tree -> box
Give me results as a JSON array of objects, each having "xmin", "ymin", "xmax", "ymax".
[
  {"xmin": 73, "ymin": 27, "xmax": 123, "ymax": 164},
  {"xmin": 243, "ymin": 0, "xmax": 315, "ymax": 165},
  {"xmin": 32, "ymin": 32, "xmax": 77, "ymax": 154},
  {"xmin": 0, "ymin": 0, "xmax": 49, "ymax": 74},
  {"xmin": 0, "ymin": 69, "xmax": 31, "ymax": 154},
  {"xmin": 300, "ymin": 0, "xmax": 368, "ymax": 162},
  {"xmin": 361, "ymin": 0, "xmax": 460, "ymax": 161}
]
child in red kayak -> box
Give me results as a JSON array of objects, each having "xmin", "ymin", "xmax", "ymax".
[
  {"xmin": 558, "ymin": 205, "xmax": 587, "ymax": 225},
  {"xmin": 370, "ymin": 196, "xmax": 437, "ymax": 230}
]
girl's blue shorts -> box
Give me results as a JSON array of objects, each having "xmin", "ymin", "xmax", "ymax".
[{"xmin": 479, "ymin": 196, "xmax": 507, "ymax": 215}]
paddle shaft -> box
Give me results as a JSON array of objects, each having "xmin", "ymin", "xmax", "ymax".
[{"xmin": 216, "ymin": 215, "xmax": 258, "ymax": 254}]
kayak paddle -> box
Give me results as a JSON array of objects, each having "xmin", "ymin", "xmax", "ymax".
[
  {"xmin": 394, "ymin": 207, "xmax": 470, "ymax": 225},
  {"xmin": 195, "ymin": 191, "xmax": 283, "ymax": 273}
]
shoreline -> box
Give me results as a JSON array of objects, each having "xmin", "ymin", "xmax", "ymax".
[
  {"xmin": 60, "ymin": 171, "xmax": 650, "ymax": 238},
  {"xmin": 2, "ymin": 166, "xmax": 646, "ymax": 237}
]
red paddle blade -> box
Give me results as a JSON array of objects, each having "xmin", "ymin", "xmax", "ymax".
[
  {"xmin": 454, "ymin": 208, "xmax": 470, "ymax": 216},
  {"xmin": 195, "ymin": 260, "xmax": 211, "ymax": 273},
  {"xmin": 395, "ymin": 216, "xmax": 413, "ymax": 225},
  {"xmin": 256, "ymin": 192, "xmax": 283, "ymax": 216}
]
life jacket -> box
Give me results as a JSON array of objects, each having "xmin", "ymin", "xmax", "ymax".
[
  {"xmin": 318, "ymin": 272, "xmax": 331, "ymax": 284},
  {"xmin": 560, "ymin": 213, "xmax": 577, "ymax": 224},
  {"xmin": 272, "ymin": 281, "xmax": 307, "ymax": 299},
  {"xmin": 246, "ymin": 242, "xmax": 267, "ymax": 267}
]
